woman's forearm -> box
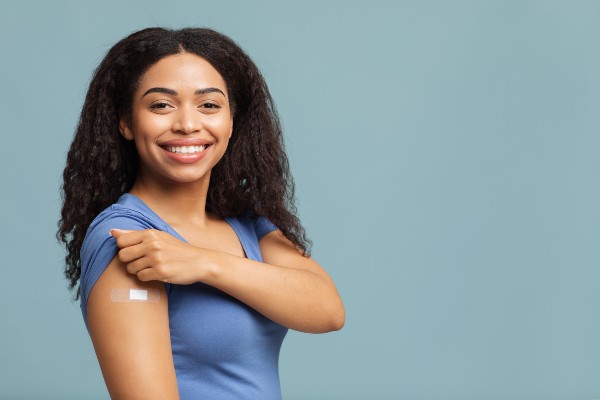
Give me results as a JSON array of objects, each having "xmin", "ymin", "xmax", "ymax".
[
  {"xmin": 202, "ymin": 251, "xmax": 344, "ymax": 333},
  {"xmin": 110, "ymin": 228, "xmax": 344, "ymax": 333}
]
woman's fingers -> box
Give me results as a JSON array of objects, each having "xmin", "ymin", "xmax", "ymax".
[
  {"xmin": 109, "ymin": 228, "xmax": 134, "ymax": 240},
  {"xmin": 136, "ymin": 267, "xmax": 159, "ymax": 282},
  {"xmin": 110, "ymin": 228, "xmax": 147, "ymax": 249},
  {"xmin": 117, "ymin": 242, "xmax": 146, "ymax": 263},
  {"xmin": 109, "ymin": 228, "xmax": 195, "ymax": 283},
  {"xmin": 125, "ymin": 255, "xmax": 152, "ymax": 275}
]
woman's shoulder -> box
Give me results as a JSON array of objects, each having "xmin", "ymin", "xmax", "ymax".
[
  {"xmin": 88, "ymin": 203, "xmax": 160, "ymax": 233},
  {"xmin": 79, "ymin": 196, "xmax": 170, "ymax": 309},
  {"xmin": 237, "ymin": 210, "xmax": 280, "ymax": 241},
  {"xmin": 81, "ymin": 196, "xmax": 168, "ymax": 265},
  {"xmin": 86, "ymin": 194, "xmax": 167, "ymax": 237}
]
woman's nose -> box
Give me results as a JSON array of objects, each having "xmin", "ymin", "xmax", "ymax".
[{"xmin": 172, "ymin": 106, "xmax": 202, "ymax": 134}]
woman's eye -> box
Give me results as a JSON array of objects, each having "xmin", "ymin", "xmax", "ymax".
[
  {"xmin": 150, "ymin": 102, "xmax": 171, "ymax": 109},
  {"xmin": 201, "ymin": 102, "xmax": 221, "ymax": 109}
]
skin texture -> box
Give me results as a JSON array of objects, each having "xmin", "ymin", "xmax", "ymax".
[{"xmin": 86, "ymin": 52, "xmax": 345, "ymax": 399}]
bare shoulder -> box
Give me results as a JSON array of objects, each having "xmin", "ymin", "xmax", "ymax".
[
  {"xmin": 87, "ymin": 254, "xmax": 179, "ymax": 400},
  {"xmin": 258, "ymin": 229, "xmax": 334, "ymax": 284}
]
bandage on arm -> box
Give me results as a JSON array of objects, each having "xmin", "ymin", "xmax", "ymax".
[{"xmin": 86, "ymin": 254, "xmax": 179, "ymax": 400}]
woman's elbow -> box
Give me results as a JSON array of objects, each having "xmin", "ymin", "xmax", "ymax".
[{"xmin": 329, "ymin": 299, "xmax": 345, "ymax": 331}]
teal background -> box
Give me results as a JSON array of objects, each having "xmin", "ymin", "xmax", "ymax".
[{"xmin": 1, "ymin": 1, "xmax": 599, "ymax": 399}]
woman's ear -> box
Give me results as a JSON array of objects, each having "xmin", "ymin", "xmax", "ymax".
[{"xmin": 119, "ymin": 116, "xmax": 134, "ymax": 141}]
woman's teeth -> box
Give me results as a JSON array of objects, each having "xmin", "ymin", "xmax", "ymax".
[{"xmin": 164, "ymin": 145, "xmax": 208, "ymax": 154}]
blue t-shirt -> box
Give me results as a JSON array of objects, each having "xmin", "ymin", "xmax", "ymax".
[{"xmin": 79, "ymin": 193, "xmax": 288, "ymax": 399}]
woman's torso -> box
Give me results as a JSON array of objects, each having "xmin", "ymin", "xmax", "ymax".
[{"xmin": 80, "ymin": 193, "xmax": 288, "ymax": 399}]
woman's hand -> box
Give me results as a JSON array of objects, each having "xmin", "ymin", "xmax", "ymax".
[{"xmin": 109, "ymin": 228, "xmax": 215, "ymax": 285}]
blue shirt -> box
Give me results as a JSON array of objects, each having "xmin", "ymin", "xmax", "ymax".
[{"xmin": 79, "ymin": 193, "xmax": 288, "ymax": 399}]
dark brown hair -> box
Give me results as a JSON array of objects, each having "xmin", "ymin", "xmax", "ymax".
[{"xmin": 57, "ymin": 27, "xmax": 312, "ymax": 300}]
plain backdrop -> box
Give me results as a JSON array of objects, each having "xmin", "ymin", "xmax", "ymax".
[{"xmin": 0, "ymin": 1, "xmax": 599, "ymax": 399}]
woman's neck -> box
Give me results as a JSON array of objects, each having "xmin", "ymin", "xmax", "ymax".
[{"xmin": 128, "ymin": 173, "xmax": 212, "ymax": 228}]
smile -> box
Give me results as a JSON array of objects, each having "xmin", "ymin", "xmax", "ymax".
[
  {"xmin": 162, "ymin": 145, "xmax": 211, "ymax": 154},
  {"xmin": 159, "ymin": 143, "xmax": 213, "ymax": 164}
]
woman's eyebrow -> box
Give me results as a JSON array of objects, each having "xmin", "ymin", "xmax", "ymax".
[{"xmin": 142, "ymin": 87, "xmax": 225, "ymax": 97}]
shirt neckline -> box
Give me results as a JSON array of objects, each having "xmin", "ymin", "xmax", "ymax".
[{"xmin": 117, "ymin": 192, "xmax": 249, "ymax": 259}]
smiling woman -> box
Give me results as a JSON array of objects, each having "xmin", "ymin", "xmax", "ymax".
[
  {"xmin": 57, "ymin": 27, "xmax": 345, "ymax": 400},
  {"xmin": 144, "ymin": 85, "xmax": 227, "ymax": 165},
  {"xmin": 119, "ymin": 53, "xmax": 233, "ymax": 184}
]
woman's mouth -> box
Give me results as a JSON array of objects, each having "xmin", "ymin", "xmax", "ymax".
[
  {"xmin": 161, "ymin": 144, "xmax": 211, "ymax": 154},
  {"xmin": 159, "ymin": 144, "xmax": 213, "ymax": 164}
]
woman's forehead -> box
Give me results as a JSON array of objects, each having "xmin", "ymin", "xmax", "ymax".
[{"xmin": 137, "ymin": 53, "xmax": 227, "ymax": 95}]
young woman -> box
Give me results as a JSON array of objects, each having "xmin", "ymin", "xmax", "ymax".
[{"xmin": 57, "ymin": 27, "xmax": 345, "ymax": 399}]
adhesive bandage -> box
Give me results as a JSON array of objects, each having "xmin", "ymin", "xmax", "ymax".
[{"xmin": 111, "ymin": 288, "xmax": 160, "ymax": 302}]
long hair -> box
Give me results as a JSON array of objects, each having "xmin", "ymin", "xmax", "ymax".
[{"xmin": 57, "ymin": 27, "xmax": 312, "ymax": 300}]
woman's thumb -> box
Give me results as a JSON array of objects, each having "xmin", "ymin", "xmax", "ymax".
[{"xmin": 109, "ymin": 229, "xmax": 133, "ymax": 237}]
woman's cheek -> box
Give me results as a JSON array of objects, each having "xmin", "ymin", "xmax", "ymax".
[
  {"xmin": 138, "ymin": 117, "xmax": 171, "ymax": 136},
  {"xmin": 206, "ymin": 116, "xmax": 233, "ymax": 136}
]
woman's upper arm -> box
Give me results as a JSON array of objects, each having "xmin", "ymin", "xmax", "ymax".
[
  {"xmin": 259, "ymin": 229, "xmax": 333, "ymax": 282},
  {"xmin": 86, "ymin": 253, "xmax": 179, "ymax": 400}
]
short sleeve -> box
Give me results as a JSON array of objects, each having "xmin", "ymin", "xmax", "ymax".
[
  {"xmin": 80, "ymin": 211, "xmax": 151, "ymax": 304},
  {"xmin": 79, "ymin": 207, "xmax": 171, "ymax": 328},
  {"xmin": 254, "ymin": 215, "xmax": 279, "ymax": 241}
]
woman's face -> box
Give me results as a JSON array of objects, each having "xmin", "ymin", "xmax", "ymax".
[{"xmin": 119, "ymin": 52, "xmax": 233, "ymax": 187}]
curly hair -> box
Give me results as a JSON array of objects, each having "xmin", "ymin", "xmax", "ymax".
[{"xmin": 57, "ymin": 27, "xmax": 312, "ymax": 301}]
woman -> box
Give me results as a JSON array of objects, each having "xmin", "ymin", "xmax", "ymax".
[{"xmin": 57, "ymin": 27, "xmax": 345, "ymax": 399}]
